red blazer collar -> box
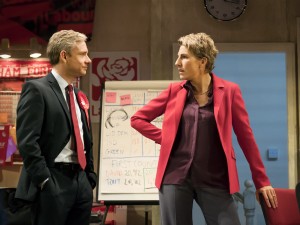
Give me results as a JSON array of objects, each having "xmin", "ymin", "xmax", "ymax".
[{"xmin": 211, "ymin": 73, "xmax": 225, "ymax": 118}]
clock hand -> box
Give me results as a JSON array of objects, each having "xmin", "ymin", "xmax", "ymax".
[{"xmin": 224, "ymin": 0, "xmax": 240, "ymax": 4}]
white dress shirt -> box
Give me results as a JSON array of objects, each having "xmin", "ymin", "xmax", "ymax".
[{"xmin": 51, "ymin": 69, "xmax": 85, "ymax": 163}]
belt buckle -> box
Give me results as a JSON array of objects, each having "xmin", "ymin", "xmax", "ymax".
[
  {"xmin": 70, "ymin": 164, "xmax": 78, "ymax": 171},
  {"xmin": 55, "ymin": 163, "xmax": 79, "ymax": 171},
  {"xmin": 70, "ymin": 163, "xmax": 81, "ymax": 171}
]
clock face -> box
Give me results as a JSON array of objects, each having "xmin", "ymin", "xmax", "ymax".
[{"xmin": 204, "ymin": 0, "xmax": 247, "ymax": 21}]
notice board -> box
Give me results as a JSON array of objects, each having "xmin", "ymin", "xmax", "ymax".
[{"xmin": 97, "ymin": 80, "xmax": 174, "ymax": 204}]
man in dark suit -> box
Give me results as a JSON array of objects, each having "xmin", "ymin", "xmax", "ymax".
[{"xmin": 15, "ymin": 30, "xmax": 96, "ymax": 225}]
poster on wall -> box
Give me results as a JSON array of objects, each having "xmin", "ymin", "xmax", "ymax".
[
  {"xmin": 89, "ymin": 52, "xmax": 139, "ymax": 123},
  {"xmin": 0, "ymin": 0, "xmax": 96, "ymax": 44},
  {"xmin": 0, "ymin": 124, "xmax": 16, "ymax": 166},
  {"xmin": 0, "ymin": 59, "xmax": 52, "ymax": 79},
  {"xmin": 0, "ymin": 59, "xmax": 52, "ymax": 165},
  {"xmin": 0, "ymin": 59, "xmax": 52, "ymax": 91}
]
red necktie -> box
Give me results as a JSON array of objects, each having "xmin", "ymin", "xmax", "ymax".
[{"xmin": 67, "ymin": 85, "xmax": 86, "ymax": 169}]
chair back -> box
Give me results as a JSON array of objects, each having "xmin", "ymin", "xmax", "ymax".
[{"xmin": 260, "ymin": 188, "xmax": 300, "ymax": 225}]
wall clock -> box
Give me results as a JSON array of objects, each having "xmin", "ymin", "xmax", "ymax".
[{"xmin": 204, "ymin": 0, "xmax": 247, "ymax": 21}]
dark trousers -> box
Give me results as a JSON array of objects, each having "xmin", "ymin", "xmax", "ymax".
[
  {"xmin": 32, "ymin": 167, "xmax": 93, "ymax": 225},
  {"xmin": 0, "ymin": 190, "xmax": 6, "ymax": 225},
  {"xmin": 159, "ymin": 179, "xmax": 241, "ymax": 225}
]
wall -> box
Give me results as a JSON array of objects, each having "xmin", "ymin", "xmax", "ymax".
[{"xmin": 85, "ymin": 0, "xmax": 300, "ymax": 82}]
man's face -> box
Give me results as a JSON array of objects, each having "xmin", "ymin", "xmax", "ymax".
[{"xmin": 65, "ymin": 41, "xmax": 91, "ymax": 78}]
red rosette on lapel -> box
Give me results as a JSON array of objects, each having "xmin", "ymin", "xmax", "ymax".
[{"xmin": 77, "ymin": 91, "xmax": 90, "ymax": 129}]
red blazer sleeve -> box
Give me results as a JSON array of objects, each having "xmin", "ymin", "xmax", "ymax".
[
  {"xmin": 130, "ymin": 86, "xmax": 171, "ymax": 144},
  {"xmin": 130, "ymin": 82, "xmax": 187, "ymax": 189},
  {"xmin": 231, "ymin": 84, "xmax": 271, "ymax": 189}
]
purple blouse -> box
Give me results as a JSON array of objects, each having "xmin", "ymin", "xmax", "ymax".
[{"xmin": 162, "ymin": 81, "xmax": 229, "ymax": 190}]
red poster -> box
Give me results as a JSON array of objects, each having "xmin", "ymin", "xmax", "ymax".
[
  {"xmin": 0, "ymin": 0, "xmax": 96, "ymax": 44},
  {"xmin": 90, "ymin": 52, "xmax": 139, "ymax": 122}
]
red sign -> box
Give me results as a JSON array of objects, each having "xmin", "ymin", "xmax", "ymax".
[
  {"xmin": 0, "ymin": 0, "xmax": 96, "ymax": 44},
  {"xmin": 0, "ymin": 59, "xmax": 52, "ymax": 78}
]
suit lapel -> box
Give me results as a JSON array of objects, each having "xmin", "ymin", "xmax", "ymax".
[
  {"xmin": 47, "ymin": 73, "xmax": 71, "ymax": 125},
  {"xmin": 175, "ymin": 83, "xmax": 187, "ymax": 126},
  {"xmin": 213, "ymin": 74, "xmax": 225, "ymax": 119}
]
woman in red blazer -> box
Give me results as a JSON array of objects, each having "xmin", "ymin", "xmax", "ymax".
[{"xmin": 131, "ymin": 33, "xmax": 277, "ymax": 225}]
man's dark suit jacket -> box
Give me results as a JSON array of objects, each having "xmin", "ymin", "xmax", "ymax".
[
  {"xmin": 15, "ymin": 73, "xmax": 96, "ymax": 202},
  {"xmin": 296, "ymin": 182, "xmax": 300, "ymax": 210}
]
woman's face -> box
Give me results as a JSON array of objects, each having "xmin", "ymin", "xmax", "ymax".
[{"xmin": 175, "ymin": 45, "xmax": 205, "ymax": 81}]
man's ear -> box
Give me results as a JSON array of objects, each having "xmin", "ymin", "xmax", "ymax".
[{"xmin": 60, "ymin": 51, "xmax": 67, "ymax": 62}]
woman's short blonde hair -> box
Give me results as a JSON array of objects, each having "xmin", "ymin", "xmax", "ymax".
[
  {"xmin": 47, "ymin": 30, "xmax": 88, "ymax": 65},
  {"xmin": 178, "ymin": 33, "xmax": 219, "ymax": 73}
]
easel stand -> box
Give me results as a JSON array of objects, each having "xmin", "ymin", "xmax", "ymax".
[{"xmin": 100, "ymin": 204, "xmax": 110, "ymax": 225}]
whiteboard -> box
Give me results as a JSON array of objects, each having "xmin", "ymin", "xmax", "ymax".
[{"xmin": 97, "ymin": 80, "xmax": 175, "ymax": 204}]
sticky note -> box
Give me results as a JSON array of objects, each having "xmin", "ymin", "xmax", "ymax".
[
  {"xmin": 120, "ymin": 94, "xmax": 132, "ymax": 105},
  {"xmin": 105, "ymin": 92, "xmax": 117, "ymax": 103}
]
